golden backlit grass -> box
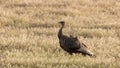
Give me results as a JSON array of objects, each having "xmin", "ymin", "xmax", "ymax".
[{"xmin": 0, "ymin": 0, "xmax": 120, "ymax": 68}]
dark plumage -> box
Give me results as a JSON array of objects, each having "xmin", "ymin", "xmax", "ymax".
[{"xmin": 58, "ymin": 21, "xmax": 94, "ymax": 56}]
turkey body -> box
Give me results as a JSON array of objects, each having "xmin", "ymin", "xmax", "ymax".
[{"xmin": 58, "ymin": 21, "xmax": 94, "ymax": 56}]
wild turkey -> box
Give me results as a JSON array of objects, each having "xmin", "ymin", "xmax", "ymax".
[{"xmin": 58, "ymin": 21, "xmax": 94, "ymax": 56}]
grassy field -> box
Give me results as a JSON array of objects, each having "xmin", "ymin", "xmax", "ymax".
[{"xmin": 0, "ymin": 0, "xmax": 120, "ymax": 68}]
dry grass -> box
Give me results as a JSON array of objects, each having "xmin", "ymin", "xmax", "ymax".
[{"xmin": 0, "ymin": 0, "xmax": 120, "ymax": 68}]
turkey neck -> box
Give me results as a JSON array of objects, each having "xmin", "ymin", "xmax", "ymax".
[{"xmin": 58, "ymin": 24, "xmax": 64, "ymax": 39}]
